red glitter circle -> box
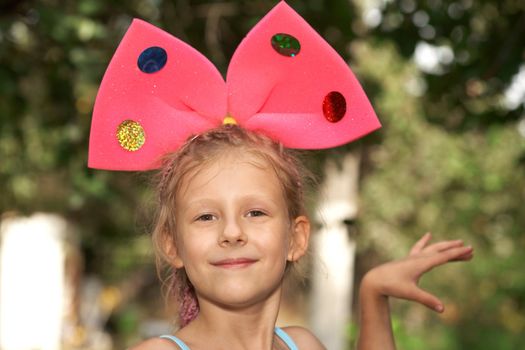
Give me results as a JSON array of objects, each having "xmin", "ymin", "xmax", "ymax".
[{"xmin": 322, "ymin": 91, "xmax": 346, "ymax": 123}]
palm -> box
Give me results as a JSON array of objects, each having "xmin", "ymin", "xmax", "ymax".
[{"xmin": 367, "ymin": 233, "xmax": 473, "ymax": 312}]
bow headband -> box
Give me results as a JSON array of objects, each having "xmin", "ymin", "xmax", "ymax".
[{"xmin": 88, "ymin": 1, "xmax": 380, "ymax": 171}]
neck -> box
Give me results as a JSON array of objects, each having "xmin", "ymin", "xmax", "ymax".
[{"xmin": 179, "ymin": 285, "xmax": 283, "ymax": 350}]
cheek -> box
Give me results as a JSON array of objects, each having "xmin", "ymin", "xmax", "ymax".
[
  {"xmin": 260, "ymin": 224, "xmax": 292, "ymax": 258},
  {"xmin": 177, "ymin": 226, "xmax": 219, "ymax": 265},
  {"xmin": 178, "ymin": 236, "xmax": 205, "ymax": 260}
]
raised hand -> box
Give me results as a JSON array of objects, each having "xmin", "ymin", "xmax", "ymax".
[
  {"xmin": 362, "ymin": 232, "xmax": 473, "ymax": 312},
  {"xmin": 357, "ymin": 233, "xmax": 473, "ymax": 350}
]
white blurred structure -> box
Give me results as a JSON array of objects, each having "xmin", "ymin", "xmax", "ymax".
[
  {"xmin": 311, "ymin": 153, "xmax": 361, "ymax": 350},
  {"xmin": 0, "ymin": 213, "xmax": 67, "ymax": 350}
]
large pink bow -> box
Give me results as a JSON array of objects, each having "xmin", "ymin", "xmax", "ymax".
[{"xmin": 88, "ymin": 1, "xmax": 380, "ymax": 170}]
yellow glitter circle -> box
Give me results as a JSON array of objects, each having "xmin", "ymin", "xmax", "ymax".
[{"xmin": 116, "ymin": 120, "xmax": 145, "ymax": 151}]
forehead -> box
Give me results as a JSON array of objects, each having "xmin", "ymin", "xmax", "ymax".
[{"xmin": 176, "ymin": 151, "xmax": 284, "ymax": 201}]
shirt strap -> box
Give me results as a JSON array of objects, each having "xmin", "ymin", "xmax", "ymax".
[
  {"xmin": 274, "ymin": 327, "xmax": 299, "ymax": 350},
  {"xmin": 159, "ymin": 335, "xmax": 191, "ymax": 350},
  {"xmin": 160, "ymin": 328, "xmax": 299, "ymax": 350}
]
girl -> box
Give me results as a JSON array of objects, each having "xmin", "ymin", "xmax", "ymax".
[
  {"xmin": 124, "ymin": 125, "xmax": 472, "ymax": 350},
  {"xmin": 87, "ymin": 2, "xmax": 473, "ymax": 349}
]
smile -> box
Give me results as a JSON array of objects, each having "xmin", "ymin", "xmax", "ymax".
[{"xmin": 211, "ymin": 258, "xmax": 258, "ymax": 269}]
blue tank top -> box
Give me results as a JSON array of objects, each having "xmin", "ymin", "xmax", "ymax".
[{"xmin": 159, "ymin": 327, "xmax": 298, "ymax": 350}]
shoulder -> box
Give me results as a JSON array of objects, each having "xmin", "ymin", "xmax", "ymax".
[
  {"xmin": 280, "ymin": 326, "xmax": 326, "ymax": 350},
  {"xmin": 127, "ymin": 337, "xmax": 178, "ymax": 350}
]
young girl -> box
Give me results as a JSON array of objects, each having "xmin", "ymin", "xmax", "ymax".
[
  {"xmin": 126, "ymin": 125, "xmax": 472, "ymax": 350},
  {"xmin": 87, "ymin": 2, "xmax": 473, "ymax": 349}
]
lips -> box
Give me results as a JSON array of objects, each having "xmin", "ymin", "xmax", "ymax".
[{"xmin": 211, "ymin": 258, "xmax": 258, "ymax": 269}]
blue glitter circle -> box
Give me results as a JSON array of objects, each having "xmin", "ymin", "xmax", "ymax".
[{"xmin": 137, "ymin": 46, "xmax": 167, "ymax": 73}]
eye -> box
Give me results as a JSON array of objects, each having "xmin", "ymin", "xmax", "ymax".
[
  {"xmin": 196, "ymin": 213, "xmax": 216, "ymax": 222},
  {"xmin": 246, "ymin": 210, "xmax": 267, "ymax": 218}
]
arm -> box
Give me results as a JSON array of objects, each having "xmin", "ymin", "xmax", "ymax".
[{"xmin": 356, "ymin": 233, "xmax": 473, "ymax": 350}]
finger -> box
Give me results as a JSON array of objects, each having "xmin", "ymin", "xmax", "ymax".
[
  {"xmin": 405, "ymin": 287, "xmax": 444, "ymax": 313},
  {"xmin": 423, "ymin": 240, "xmax": 465, "ymax": 254},
  {"xmin": 451, "ymin": 249, "xmax": 474, "ymax": 262},
  {"xmin": 423, "ymin": 246, "xmax": 474, "ymax": 270},
  {"xmin": 409, "ymin": 232, "xmax": 432, "ymax": 256}
]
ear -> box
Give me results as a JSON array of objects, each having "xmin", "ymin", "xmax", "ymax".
[
  {"xmin": 162, "ymin": 233, "xmax": 185, "ymax": 269},
  {"xmin": 287, "ymin": 215, "xmax": 311, "ymax": 262}
]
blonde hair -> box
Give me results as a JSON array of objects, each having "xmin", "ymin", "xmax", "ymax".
[{"xmin": 151, "ymin": 125, "xmax": 310, "ymax": 327}]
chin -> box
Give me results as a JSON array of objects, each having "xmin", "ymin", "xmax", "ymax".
[{"xmin": 200, "ymin": 284, "xmax": 282, "ymax": 310}]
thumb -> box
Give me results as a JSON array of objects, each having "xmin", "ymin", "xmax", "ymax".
[{"xmin": 410, "ymin": 287, "xmax": 444, "ymax": 313}]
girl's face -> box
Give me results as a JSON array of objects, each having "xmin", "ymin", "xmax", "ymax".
[{"xmin": 171, "ymin": 151, "xmax": 309, "ymax": 309}]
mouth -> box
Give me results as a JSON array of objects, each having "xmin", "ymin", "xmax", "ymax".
[{"xmin": 211, "ymin": 258, "xmax": 258, "ymax": 269}]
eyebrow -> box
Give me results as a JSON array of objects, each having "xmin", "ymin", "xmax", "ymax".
[{"xmin": 181, "ymin": 193, "xmax": 280, "ymax": 211}]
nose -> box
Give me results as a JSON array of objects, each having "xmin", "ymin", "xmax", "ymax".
[{"xmin": 219, "ymin": 216, "xmax": 247, "ymax": 247}]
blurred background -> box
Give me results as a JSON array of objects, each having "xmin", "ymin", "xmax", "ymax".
[{"xmin": 1, "ymin": 0, "xmax": 524, "ymax": 349}]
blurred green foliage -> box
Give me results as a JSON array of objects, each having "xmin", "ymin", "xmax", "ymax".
[{"xmin": 1, "ymin": 0, "xmax": 524, "ymax": 349}]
